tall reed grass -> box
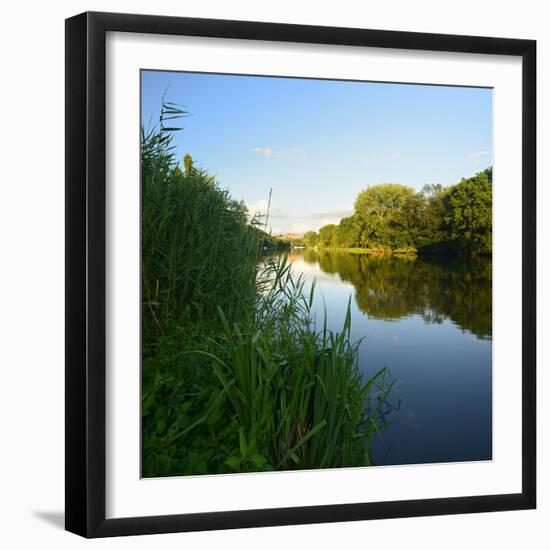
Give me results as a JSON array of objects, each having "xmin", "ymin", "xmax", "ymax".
[{"xmin": 141, "ymin": 103, "xmax": 393, "ymax": 477}]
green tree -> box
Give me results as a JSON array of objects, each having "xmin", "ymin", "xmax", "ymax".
[
  {"xmin": 392, "ymin": 192, "xmax": 426, "ymax": 248},
  {"xmin": 445, "ymin": 171, "xmax": 492, "ymax": 255},
  {"xmin": 336, "ymin": 215, "xmax": 359, "ymax": 248},
  {"xmin": 303, "ymin": 230, "xmax": 319, "ymax": 248},
  {"xmin": 318, "ymin": 224, "xmax": 338, "ymax": 248},
  {"xmin": 416, "ymin": 183, "xmax": 451, "ymax": 251},
  {"xmin": 354, "ymin": 183, "xmax": 416, "ymax": 248}
]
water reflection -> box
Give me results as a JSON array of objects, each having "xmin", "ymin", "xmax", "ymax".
[
  {"xmin": 298, "ymin": 250, "xmax": 492, "ymax": 340},
  {"xmin": 283, "ymin": 249, "xmax": 492, "ymax": 466}
]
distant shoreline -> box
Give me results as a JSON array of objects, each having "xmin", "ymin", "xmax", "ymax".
[
  {"xmin": 303, "ymin": 246, "xmax": 492, "ymax": 258},
  {"xmin": 316, "ymin": 246, "xmax": 416, "ymax": 256}
]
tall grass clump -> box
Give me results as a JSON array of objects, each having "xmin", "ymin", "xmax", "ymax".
[
  {"xmin": 198, "ymin": 257, "xmax": 392, "ymax": 472},
  {"xmin": 141, "ymin": 102, "xmax": 393, "ymax": 477},
  {"xmin": 141, "ymin": 109, "xmax": 259, "ymax": 347}
]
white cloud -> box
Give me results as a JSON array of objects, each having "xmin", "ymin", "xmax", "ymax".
[
  {"xmin": 308, "ymin": 209, "xmax": 353, "ymax": 220},
  {"xmin": 246, "ymin": 199, "xmax": 287, "ymax": 219},
  {"xmin": 251, "ymin": 147, "xmax": 274, "ymax": 157},
  {"xmin": 250, "ymin": 146, "xmax": 305, "ymax": 160},
  {"xmin": 247, "ymin": 199, "xmax": 269, "ymax": 215},
  {"xmin": 470, "ymin": 150, "xmax": 492, "ymax": 165},
  {"xmin": 391, "ymin": 152, "xmax": 400, "ymax": 159}
]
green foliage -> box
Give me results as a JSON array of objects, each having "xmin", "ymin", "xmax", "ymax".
[
  {"xmin": 141, "ymin": 107, "xmax": 262, "ymax": 476},
  {"xmin": 195, "ymin": 258, "xmax": 393, "ymax": 472},
  {"xmin": 444, "ymin": 172, "xmax": 492, "ymax": 255},
  {"xmin": 336, "ymin": 215, "xmax": 359, "ymax": 248},
  {"xmin": 415, "ymin": 183, "xmax": 452, "ymax": 251},
  {"xmin": 141, "ymin": 104, "xmax": 393, "ymax": 477},
  {"xmin": 315, "ymin": 171, "xmax": 492, "ymax": 256},
  {"xmin": 303, "ymin": 230, "xmax": 318, "ymax": 248},
  {"xmin": 319, "ymin": 224, "xmax": 338, "ymax": 247},
  {"xmin": 353, "ymin": 184, "xmax": 416, "ymax": 249},
  {"xmin": 142, "ymin": 145, "xmax": 258, "ymax": 347},
  {"xmin": 253, "ymin": 226, "xmax": 292, "ymax": 251}
]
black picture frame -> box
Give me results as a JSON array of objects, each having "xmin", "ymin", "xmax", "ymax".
[{"xmin": 65, "ymin": 11, "xmax": 536, "ymax": 538}]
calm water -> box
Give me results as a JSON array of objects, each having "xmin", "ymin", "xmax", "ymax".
[{"xmin": 285, "ymin": 249, "xmax": 492, "ymax": 466}]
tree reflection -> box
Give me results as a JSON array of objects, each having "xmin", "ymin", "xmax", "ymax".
[{"xmin": 303, "ymin": 250, "xmax": 492, "ymax": 340}]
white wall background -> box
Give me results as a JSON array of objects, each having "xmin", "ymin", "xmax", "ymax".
[{"xmin": 0, "ymin": 1, "xmax": 546, "ymax": 547}]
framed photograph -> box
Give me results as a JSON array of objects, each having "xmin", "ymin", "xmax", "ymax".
[{"xmin": 65, "ymin": 11, "xmax": 536, "ymax": 538}]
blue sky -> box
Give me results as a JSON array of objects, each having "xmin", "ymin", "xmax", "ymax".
[{"xmin": 142, "ymin": 70, "xmax": 492, "ymax": 235}]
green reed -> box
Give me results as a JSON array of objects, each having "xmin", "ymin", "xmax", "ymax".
[
  {"xmin": 141, "ymin": 104, "xmax": 392, "ymax": 477},
  {"xmin": 196, "ymin": 257, "xmax": 393, "ymax": 472}
]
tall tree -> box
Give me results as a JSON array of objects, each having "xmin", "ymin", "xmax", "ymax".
[
  {"xmin": 319, "ymin": 224, "xmax": 338, "ymax": 247},
  {"xmin": 303, "ymin": 230, "xmax": 319, "ymax": 248},
  {"xmin": 445, "ymin": 171, "xmax": 492, "ymax": 255},
  {"xmin": 417, "ymin": 183, "xmax": 451, "ymax": 250},
  {"xmin": 336, "ymin": 215, "xmax": 359, "ymax": 248},
  {"xmin": 354, "ymin": 184, "xmax": 416, "ymax": 248}
]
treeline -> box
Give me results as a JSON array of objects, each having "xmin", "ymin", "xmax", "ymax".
[
  {"xmin": 253, "ymin": 227, "xmax": 292, "ymax": 251},
  {"xmin": 304, "ymin": 167, "xmax": 492, "ymax": 256}
]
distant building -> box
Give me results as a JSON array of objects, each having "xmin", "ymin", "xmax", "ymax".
[{"xmin": 277, "ymin": 232, "xmax": 303, "ymax": 241}]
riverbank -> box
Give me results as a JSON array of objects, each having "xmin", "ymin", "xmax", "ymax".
[
  {"xmin": 307, "ymin": 246, "xmax": 492, "ymax": 258},
  {"xmin": 314, "ymin": 246, "xmax": 417, "ymax": 256}
]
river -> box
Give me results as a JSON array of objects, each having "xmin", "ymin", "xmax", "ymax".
[{"xmin": 283, "ymin": 249, "xmax": 492, "ymax": 466}]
